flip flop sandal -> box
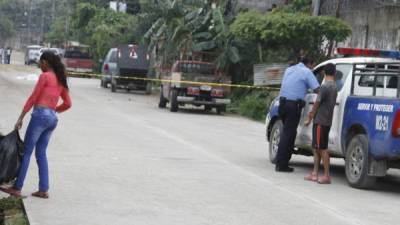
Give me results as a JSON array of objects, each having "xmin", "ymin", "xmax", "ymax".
[
  {"xmin": 318, "ymin": 176, "xmax": 331, "ymax": 184},
  {"xmin": 304, "ymin": 173, "xmax": 318, "ymax": 182}
]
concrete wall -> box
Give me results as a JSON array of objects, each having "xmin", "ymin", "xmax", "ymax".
[
  {"xmin": 236, "ymin": 0, "xmax": 287, "ymax": 12},
  {"xmin": 320, "ymin": 0, "xmax": 400, "ymax": 50}
]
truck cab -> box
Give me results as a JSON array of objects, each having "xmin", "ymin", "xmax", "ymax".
[
  {"xmin": 266, "ymin": 48, "xmax": 400, "ymax": 188},
  {"xmin": 158, "ymin": 60, "xmax": 231, "ymax": 114}
]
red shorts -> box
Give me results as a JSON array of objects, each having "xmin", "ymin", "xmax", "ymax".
[{"xmin": 312, "ymin": 124, "xmax": 331, "ymax": 150}]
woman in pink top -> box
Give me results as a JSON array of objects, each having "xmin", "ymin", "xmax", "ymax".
[{"xmin": 0, "ymin": 51, "xmax": 71, "ymax": 198}]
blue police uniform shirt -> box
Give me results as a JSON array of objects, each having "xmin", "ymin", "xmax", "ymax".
[{"xmin": 279, "ymin": 63, "xmax": 320, "ymax": 100}]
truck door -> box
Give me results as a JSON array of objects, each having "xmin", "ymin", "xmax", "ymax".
[{"xmin": 328, "ymin": 64, "xmax": 352, "ymax": 153}]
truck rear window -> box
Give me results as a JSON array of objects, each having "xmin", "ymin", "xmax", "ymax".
[
  {"xmin": 64, "ymin": 51, "xmax": 91, "ymax": 59},
  {"xmin": 175, "ymin": 63, "xmax": 215, "ymax": 75}
]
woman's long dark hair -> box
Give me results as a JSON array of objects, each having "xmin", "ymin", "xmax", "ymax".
[{"xmin": 40, "ymin": 51, "xmax": 69, "ymax": 90}]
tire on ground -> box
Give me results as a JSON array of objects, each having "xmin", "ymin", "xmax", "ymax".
[
  {"xmin": 170, "ymin": 89, "xmax": 179, "ymax": 112},
  {"xmin": 269, "ymin": 120, "xmax": 282, "ymax": 164},
  {"xmin": 158, "ymin": 87, "xmax": 167, "ymax": 108},
  {"xmin": 345, "ymin": 134, "xmax": 377, "ymax": 189}
]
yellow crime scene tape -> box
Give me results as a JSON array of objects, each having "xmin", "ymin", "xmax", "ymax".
[{"xmin": 67, "ymin": 71, "xmax": 281, "ymax": 91}]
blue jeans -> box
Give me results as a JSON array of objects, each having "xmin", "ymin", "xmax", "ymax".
[{"xmin": 15, "ymin": 107, "xmax": 58, "ymax": 192}]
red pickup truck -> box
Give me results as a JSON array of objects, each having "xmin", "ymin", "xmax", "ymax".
[{"xmin": 63, "ymin": 43, "xmax": 94, "ymax": 73}]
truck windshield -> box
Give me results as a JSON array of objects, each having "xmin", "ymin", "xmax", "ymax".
[{"xmin": 175, "ymin": 62, "xmax": 215, "ymax": 75}]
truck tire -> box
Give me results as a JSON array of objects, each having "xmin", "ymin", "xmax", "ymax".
[
  {"xmin": 145, "ymin": 82, "xmax": 152, "ymax": 95},
  {"xmin": 345, "ymin": 134, "xmax": 377, "ymax": 189},
  {"xmin": 170, "ymin": 89, "xmax": 179, "ymax": 112},
  {"xmin": 101, "ymin": 80, "xmax": 105, "ymax": 88},
  {"xmin": 216, "ymin": 105, "xmax": 226, "ymax": 115},
  {"xmin": 158, "ymin": 88, "xmax": 167, "ymax": 108},
  {"xmin": 111, "ymin": 83, "xmax": 116, "ymax": 93},
  {"xmin": 269, "ymin": 120, "xmax": 282, "ymax": 164},
  {"xmin": 204, "ymin": 105, "xmax": 212, "ymax": 112}
]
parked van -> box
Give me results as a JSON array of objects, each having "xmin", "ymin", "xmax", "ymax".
[{"xmin": 101, "ymin": 48, "xmax": 118, "ymax": 88}]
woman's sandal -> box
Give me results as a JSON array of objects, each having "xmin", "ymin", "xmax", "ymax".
[{"xmin": 31, "ymin": 191, "xmax": 49, "ymax": 199}]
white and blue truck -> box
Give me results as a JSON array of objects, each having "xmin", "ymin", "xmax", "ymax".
[{"xmin": 266, "ymin": 48, "xmax": 400, "ymax": 188}]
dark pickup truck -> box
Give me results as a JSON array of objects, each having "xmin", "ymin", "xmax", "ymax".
[{"xmin": 111, "ymin": 44, "xmax": 151, "ymax": 94}]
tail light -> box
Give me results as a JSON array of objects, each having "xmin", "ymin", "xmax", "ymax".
[
  {"xmin": 103, "ymin": 63, "xmax": 109, "ymax": 72},
  {"xmin": 187, "ymin": 87, "xmax": 200, "ymax": 96},
  {"xmin": 392, "ymin": 110, "xmax": 400, "ymax": 137},
  {"xmin": 211, "ymin": 88, "xmax": 224, "ymax": 97}
]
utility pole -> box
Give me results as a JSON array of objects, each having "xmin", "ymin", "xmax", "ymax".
[
  {"xmin": 51, "ymin": 0, "xmax": 56, "ymax": 21},
  {"xmin": 41, "ymin": 8, "xmax": 45, "ymax": 45},
  {"xmin": 312, "ymin": 0, "xmax": 321, "ymax": 16},
  {"xmin": 27, "ymin": 0, "xmax": 32, "ymax": 44},
  {"xmin": 64, "ymin": 0, "xmax": 70, "ymax": 48}
]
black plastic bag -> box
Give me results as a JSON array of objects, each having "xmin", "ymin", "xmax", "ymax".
[{"xmin": 0, "ymin": 130, "xmax": 25, "ymax": 183}]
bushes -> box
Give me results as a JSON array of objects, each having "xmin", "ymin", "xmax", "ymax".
[{"xmin": 229, "ymin": 87, "xmax": 278, "ymax": 122}]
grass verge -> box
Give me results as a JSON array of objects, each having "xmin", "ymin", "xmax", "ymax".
[
  {"xmin": 229, "ymin": 87, "xmax": 278, "ymax": 122},
  {"xmin": 0, "ymin": 197, "xmax": 29, "ymax": 225}
]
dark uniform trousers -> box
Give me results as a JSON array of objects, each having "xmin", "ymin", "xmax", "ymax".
[{"xmin": 276, "ymin": 98, "xmax": 304, "ymax": 168}]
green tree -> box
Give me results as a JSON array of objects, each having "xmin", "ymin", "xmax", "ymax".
[
  {"xmin": 85, "ymin": 7, "xmax": 139, "ymax": 62},
  {"xmin": 0, "ymin": 0, "xmax": 24, "ymax": 44},
  {"xmin": 0, "ymin": 14, "xmax": 14, "ymax": 43},
  {"xmin": 231, "ymin": 10, "xmax": 351, "ymax": 61},
  {"xmin": 44, "ymin": 17, "xmax": 69, "ymax": 46}
]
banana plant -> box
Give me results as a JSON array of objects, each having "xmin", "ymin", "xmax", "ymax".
[{"xmin": 144, "ymin": 0, "xmax": 240, "ymax": 70}]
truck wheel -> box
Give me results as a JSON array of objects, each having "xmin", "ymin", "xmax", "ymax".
[
  {"xmin": 111, "ymin": 83, "xmax": 116, "ymax": 93},
  {"xmin": 216, "ymin": 105, "xmax": 226, "ymax": 115},
  {"xmin": 269, "ymin": 120, "xmax": 282, "ymax": 164},
  {"xmin": 158, "ymin": 88, "xmax": 167, "ymax": 108},
  {"xmin": 100, "ymin": 80, "xmax": 105, "ymax": 88},
  {"xmin": 170, "ymin": 89, "xmax": 179, "ymax": 112},
  {"xmin": 145, "ymin": 82, "xmax": 152, "ymax": 95},
  {"xmin": 204, "ymin": 105, "xmax": 212, "ymax": 112},
  {"xmin": 345, "ymin": 134, "xmax": 377, "ymax": 189}
]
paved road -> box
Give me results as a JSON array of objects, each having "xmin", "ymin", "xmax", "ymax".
[{"xmin": 1, "ymin": 62, "xmax": 400, "ymax": 225}]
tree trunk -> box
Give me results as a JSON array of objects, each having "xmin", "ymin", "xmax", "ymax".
[
  {"xmin": 257, "ymin": 42, "xmax": 263, "ymax": 63},
  {"xmin": 312, "ymin": 0, "xmax": 321, "ymax": 16}
]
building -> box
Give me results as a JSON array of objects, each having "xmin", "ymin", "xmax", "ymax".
[
  {"xmin": 235, "ymin": 0, "xmax": 287, "ymax": 12},
  {"xmin": 318, "ymin": 0, "xmax": 400, "ymax": 50}
]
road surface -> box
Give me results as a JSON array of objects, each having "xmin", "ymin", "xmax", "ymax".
[{"xmin": 0, "ymin": 58, "xmax": 399, "ymax": 225}]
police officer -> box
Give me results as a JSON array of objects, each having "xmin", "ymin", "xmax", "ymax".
[{"xmin": 275, "ymin": 57, "xmax": 320, "ymax": 172}]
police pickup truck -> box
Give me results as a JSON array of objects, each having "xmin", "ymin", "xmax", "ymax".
[{"xmin": 266, "ymin": 48, "xmax": 400, "ymax": 188}]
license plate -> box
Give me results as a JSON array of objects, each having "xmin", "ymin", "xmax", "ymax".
[{"xmin": 200, "ymin": 85, "xmax": 212, "ymax": 91}]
